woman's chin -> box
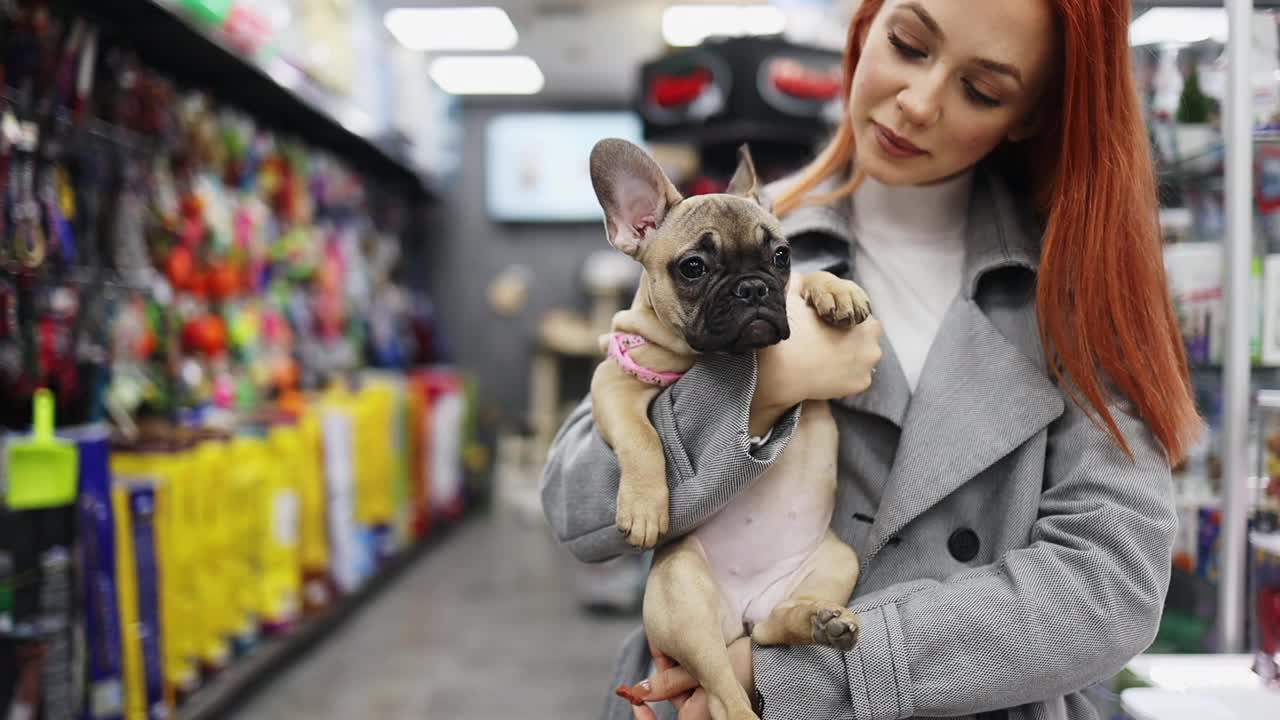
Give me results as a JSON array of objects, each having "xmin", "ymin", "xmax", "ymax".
[
  {"xmin": 858, "ymin": 158, "xmax": 927, "ymax": 186},
  {"xmin": 857, "ymin": 154, "xmax": 972, "ymax": 188}
]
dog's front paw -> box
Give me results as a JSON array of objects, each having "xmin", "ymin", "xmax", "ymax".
[
  {"xmin": 812, "ymin": 605, "xmax": 860, "ymax": 651},
  {"xmin": 800, "ymin": 272, "xmax": 872, "ymax": 328},
  {"xmin": 616, "ymin": 480, "xmax": 669, "ymax": 549}
]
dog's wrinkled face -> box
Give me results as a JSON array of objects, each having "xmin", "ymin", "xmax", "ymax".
[{"xmin": 590, "ymin": 139, "xmax": 791, "ymax": 353}]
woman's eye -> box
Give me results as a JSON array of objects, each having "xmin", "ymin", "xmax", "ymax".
[
  {"xmin": 679, "ymin": 258, "xmax": 707, "ymax": 280},
  {"xmin": 964, "ymin": 81, "xmax": 1001, "ymax": 108},
  {"xmin": 888, "ymin": 31, "xmax": 926, "ymax": 60},
  {"xmin": 774, "ymin": 246, "xmax": 791, "ymax": 270}
]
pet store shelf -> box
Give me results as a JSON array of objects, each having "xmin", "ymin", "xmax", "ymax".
[
  {"xmin": 176, "ymin": 519, "xmax": 464, "ymax": 720},
  {"xmin": 59, "ymin": 0, "xmax": 438, "ymax": 202}
]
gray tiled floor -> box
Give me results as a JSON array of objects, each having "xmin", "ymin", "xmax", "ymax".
[{"xmin": 229, "ymin": 509, "xmax": 638, "ymax": 719}]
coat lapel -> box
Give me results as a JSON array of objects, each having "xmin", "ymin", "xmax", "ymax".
[{"xmin": 865, "ymin": 295, "xmax": 1064, "ymax": 557}]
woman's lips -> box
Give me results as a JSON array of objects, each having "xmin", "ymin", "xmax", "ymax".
[{"xmin": 873, "ymin": 122, "xmax": 927, "ymax": 158}]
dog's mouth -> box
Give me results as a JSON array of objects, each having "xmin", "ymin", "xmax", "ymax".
[
  {"xmin": 689, "ymin": 310, "xmax": 789, "ymax": 354},
  {"xmin": 731, "ymin": 316, "xmax": 787, "ymax": 353}
]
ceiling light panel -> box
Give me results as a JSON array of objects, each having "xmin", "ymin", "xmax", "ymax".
[
  {"xmin": 429, "ymin": 55, "xmax": 546, "ymax": 95},
  {"xmin": 385, "ymin": 7, "xmax": 519, "ymax": 51}
]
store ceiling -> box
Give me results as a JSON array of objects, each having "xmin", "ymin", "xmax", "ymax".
[
  {"xmin": 370, "ymin": 1, "xmax": 1280, "ymax": 105},
  {"xmin": 371, "ymin": 0, "xmax": 860, "ymax": 104}
]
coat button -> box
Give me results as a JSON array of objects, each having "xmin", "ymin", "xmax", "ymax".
[{"xmin": 948, "ymin": 528, "xmax": 980, "ymax": 562}]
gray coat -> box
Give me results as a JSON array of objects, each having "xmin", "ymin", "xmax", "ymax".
[{"xmin": 540, "ymin": 164, "xmax": 1178, "ymax": 720}]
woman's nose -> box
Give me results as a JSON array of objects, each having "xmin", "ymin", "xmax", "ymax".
[{"xmin": 896, "ymin": 75, "xmax": 943, "ymax": 127}]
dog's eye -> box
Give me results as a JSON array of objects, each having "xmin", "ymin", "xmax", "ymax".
[
  {"xmin": 679, "ymin": 257, "xmax": 707, "ymax": 280},
  {"xmin": 774, "ymin": 246, "xmax": 791, "ymax": 270}
]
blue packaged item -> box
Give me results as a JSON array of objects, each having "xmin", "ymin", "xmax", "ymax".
[
  {"xmin": 126, "ymin": 483, "xmax": 167, "ymax": 720},
  {"xmin": 74, "ymin": 427, "xmax": 124, "ymax": 720},
  {"xmin": 1196, "ymin": 505, "xmax": 1222, "ymax": 583}
]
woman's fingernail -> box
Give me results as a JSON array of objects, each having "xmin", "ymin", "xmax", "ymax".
[{"xmin": 637, "ymin": 680, "xmax": 652, "ymax": 696}]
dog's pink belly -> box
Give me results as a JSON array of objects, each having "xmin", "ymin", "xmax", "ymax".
[{"xmin": 690, "ymin": 401, "xmax": 838, "ymax": 641}]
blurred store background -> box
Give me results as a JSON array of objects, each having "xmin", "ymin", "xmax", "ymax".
[{"xmin": 0, "ymin": 1, "xmax": 1278, "ymax": 719}]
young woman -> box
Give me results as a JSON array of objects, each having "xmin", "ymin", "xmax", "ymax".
[{"xmin": 541, "ymin": 1, "xmax": 1201, "ymax": 718}]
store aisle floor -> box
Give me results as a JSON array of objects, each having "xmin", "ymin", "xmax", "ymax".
[{"xmin": 229, "ymin": 509, "xmax": 638, "ymax": 719}]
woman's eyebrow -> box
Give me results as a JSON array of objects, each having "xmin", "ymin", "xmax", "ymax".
[
  {"xmin": 899, "ymin": 2, "xmax": 1025, "ymax": 89},
  {"xmin": 901, "ymin": 2, "xmax": 944, "ymax": 39},
  {"xmin": 974, "ymin": 58, "xmax": 1024, "ymax": 88}
]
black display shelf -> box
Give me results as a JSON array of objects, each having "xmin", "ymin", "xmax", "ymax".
[
  {"xmin": 55, "ymin": 0, "xmax": 438, "ymax": 203},
  {"xmin": 636, "ymin": 36, "xmax": 842, "ymax": 150},
  {"xmin": 176, "ymin": 518, "xmax": 464, "ymax": 720}
]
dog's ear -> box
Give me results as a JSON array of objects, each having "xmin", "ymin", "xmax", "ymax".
[
  {"xmin": 725, "ymin": 144, "xmax": 763, "ymax": 205},
  {"xmin": 590, "ymin": 138, "xmax": 683, "ymax": 258}
]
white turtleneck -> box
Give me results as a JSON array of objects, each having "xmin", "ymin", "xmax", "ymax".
[{"xmin": 851, "ymin": 170, "xmax": 974, "ymax": 393}]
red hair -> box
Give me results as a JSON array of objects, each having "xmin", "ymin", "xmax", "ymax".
[{"xmin": 775, "ymin": 0, "xmax": 1200, "ymax": 463}]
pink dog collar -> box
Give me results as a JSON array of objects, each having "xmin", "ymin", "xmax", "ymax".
[{"xmin": 607, "ymin": 333, "xmax": 686, "ymax": 388}]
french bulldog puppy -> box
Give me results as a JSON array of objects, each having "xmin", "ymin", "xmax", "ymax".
[{"xmin": 588, "ymin": 138, "xmax": 870, "ymax": 720}]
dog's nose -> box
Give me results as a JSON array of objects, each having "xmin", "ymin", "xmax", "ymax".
[{"xmin": 734, "ymin": 278, "xmax": 769, "ymax": 303}]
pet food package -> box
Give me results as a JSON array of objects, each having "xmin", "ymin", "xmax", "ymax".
[
  {"xmin": 416, "ymin": 369, "xmax": 467, "ymax": 520},
  {"xmin": 112, "ymin": 477, "xmax": 172, "ymax": 720},
  {"xmin": 226, "ymin": 436, "xmax": 265, "ymax": 656},
  {"xmin": 295, "ymin": 410, "xmax": 335, "ymax": 616},
  {"xmin": 1164, "ymin": 242, "xmax": 1225, "ymax": 366},
  {"xmin": 1196, "ymin": 505, "xmax": 1223, "ymax": 585},
  {"xmin": 406, "ymin": 376, "xmax": 433, "ymax": 541},
  {"xmin": 1250, "ymin": 531, "xmax": 1280, "ymax": 687},
  {"xmin": 190, "ymin": 438, "xmax": 233, "ymax": 672},
  {"xmin": 163, "ymin": 444, "xmax": 202, "ymax": 702},
  {"xmin": 1261, "ymin": 255, "xmax": 1280, "ymax": 366},
  {"xmin": 321, "ymin": 395, "xmax": 367, "ymax": 594},
  {"xmin": 261, "ymin": 426, "xmax": 303, "ymax": 635},
  {"xmin": 387, "ymin": 379, "xmax": 414, "ymax": 550},
  {"xmin": 111, "ymin": 446, "xmax": 200, "ymax": 704},
  {"xmin": 75, "ymin": 427, "xmax": 125, "ymax": 720},
  {"xmin": 352, "ymin": 382, "xmax": 396, "ymax": 564}
]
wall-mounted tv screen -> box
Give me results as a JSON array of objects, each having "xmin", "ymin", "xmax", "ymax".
[{"xmin": 485, "ymin": 111, "xmax": 645, "ymax": 222}]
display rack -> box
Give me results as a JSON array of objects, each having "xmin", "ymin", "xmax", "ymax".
[
  {"xmin": 176, "ymin": 519, "xmax": 462, "ymax": 720},
  {"xmin": 56, "ymin": 0, "xmax": 438, "ymax": 202},
  {"xmin": 0, "ymin": 2, "xmax": 472, "ymax": 717},
  {"xmin": 1145, "ymin": 0, "xmax": 1269, "ymax": 656}
]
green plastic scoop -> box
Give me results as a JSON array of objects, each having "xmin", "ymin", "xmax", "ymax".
[{"xmin": 5, "ymin": 388, "xmax": 79, "ymax": 510}]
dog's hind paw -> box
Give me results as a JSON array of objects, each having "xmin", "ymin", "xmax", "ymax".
[{"xmin": 812, "ymin": 606, "xmax": 860, "ymax": 651}]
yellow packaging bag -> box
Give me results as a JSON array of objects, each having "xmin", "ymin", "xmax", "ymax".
[
  {"xmin": 262, "ymin": 425, "xmax": 303, "ymax": 631},
  {"xmin": 227, "ymin": 436, "xmax": 266, "ymax": 648},
  {"xmin": 191, "ymin": 438, "xmax": 232, "ymax": 670},
  {"xmin": 296, "ymin": 408, "xmax": 332, "ymax": 614},
  {"xmin": 113, "ymin": 445, "xmax": 204, "ymax": 706},
  {"xmin": 365, "ymin": 382, "xmax": 396, "ymax": 529},
  {"xmin": 297, "ymin": 410, "xmax": 328, "ymax": 571},
  {"xmin": 167, "ymin": 446, "xmax": 202, "ymax": 697}
]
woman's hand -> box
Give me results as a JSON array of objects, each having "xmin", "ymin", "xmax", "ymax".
[
  {"xmin": 628, "ymin": 637, "xmax": 754, "ymax": 720},
  {"xmin": 749, "ymin": 277, "xmax": 883, "ymax": 437}
]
